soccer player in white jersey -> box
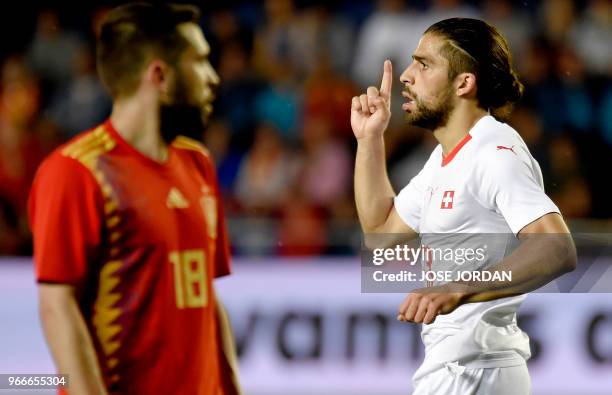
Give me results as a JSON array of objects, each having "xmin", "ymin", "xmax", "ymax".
[{"xmin": 351, "ymin": 18, "xmax": 576, "ymax": 395}]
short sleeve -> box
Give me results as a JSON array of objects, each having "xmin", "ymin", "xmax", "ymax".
[
  {"xmin": 393, "ymin": 165, "xmax": 428, "ymax": 233},
  {"xmin": 473, "ymin": 147, "xmax": 560, "ymax": 235},
  {"xmin": 28, "ymin": 154, "xmax": 104, "ymax": 285}
]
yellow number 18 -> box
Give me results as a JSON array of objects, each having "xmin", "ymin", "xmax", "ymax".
[{"xmin": 169, "ymin": 249, "xmax": 208, "ymax": 308}]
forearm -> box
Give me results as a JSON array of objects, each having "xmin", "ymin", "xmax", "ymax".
[
  {"xmin": 40, "ymin": 295, "xmax": 107, "ymax": 395},
  {"xmin": 215, "ymin": 295, "xmax": 242, "ymax": 395},
  {"xmin": 457, "ymin": 233, "xmax": 577, "ymax": 303},
  {"xmin": 355, "ymin": 135, "xmax": 396, "ymax": 232}
]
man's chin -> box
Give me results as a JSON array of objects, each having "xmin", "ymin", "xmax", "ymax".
[
  {"xmin": 202, "ymin": 104, "xmax": 213, "ymax": 122},
  {"xmin": 404, "ymin": 112, "xmax": 427, "ymax": 129}
]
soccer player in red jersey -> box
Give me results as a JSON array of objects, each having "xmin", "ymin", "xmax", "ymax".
[{"xmin": 28, "ymin": 3, "xmax": 241, "ymax": 394}]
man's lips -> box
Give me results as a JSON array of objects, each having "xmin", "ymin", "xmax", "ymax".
[{"xmin": 402, "ymin": 91, "xmax": 415, "ymax": 111}]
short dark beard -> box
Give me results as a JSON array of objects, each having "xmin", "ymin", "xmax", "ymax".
[
  {"xmin": 160, "ymin": 104, "xmax": 206, "ymax": 144},
  {"xmin": 159, "ymin": 68, "xmax": 207, "ymax": 144},
  {"xmin": 405, "ymin": 87, "xmax": 454, "ymax": 131}
]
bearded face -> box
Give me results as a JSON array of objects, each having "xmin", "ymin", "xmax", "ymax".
[
  {"xmin": 402, "ymin": 83, "xmax": 455, "ymax": 131},
  {"xmin": 160, "ymin": 23, "xmax": 218, "ymax": 144},
  {"xmin": 160, "ymin": 67, "xmax": 209, "ymax": 144},
  {"xmin": 399, "ymin": 33, "xmax": 463, "ymax": 131}
]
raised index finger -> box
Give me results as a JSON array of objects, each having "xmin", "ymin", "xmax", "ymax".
[{"xmin": 380, "ymin": 60, "xmax": 393, "ymax": 99}]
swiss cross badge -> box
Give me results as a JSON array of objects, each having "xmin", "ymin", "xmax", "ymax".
[{"xmin": 440, "ymin": 190, "xmax": 455, "ymax": 209}]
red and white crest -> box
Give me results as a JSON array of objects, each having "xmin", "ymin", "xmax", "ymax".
[{"xmin": 440, "ymin": 190, "xmax": 454, "ymax": 209}]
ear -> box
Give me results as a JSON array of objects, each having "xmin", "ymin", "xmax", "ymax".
[
  {"xmin": 143, "ymin": 59, "xmax": 173, "ymax": 101},
  {"xmin": 455, "ymin": 72, "xmax": 477, "ymax": 99}
]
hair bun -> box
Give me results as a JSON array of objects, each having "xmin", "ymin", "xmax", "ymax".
[{"xmin": 491, "ymin": 69, "xmax": 523, "ymax": 109}]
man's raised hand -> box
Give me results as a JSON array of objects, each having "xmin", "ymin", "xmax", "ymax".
[{"xmin": 351, "ymin": 60, "xmax": 393, "ymax": 140}]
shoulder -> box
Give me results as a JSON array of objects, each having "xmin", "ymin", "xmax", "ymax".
[
  {"xmin": 471, "ymin": 116, "xmax": 530, "ymax": 167},
  {"xmin": 60, "ymin": 124, "xmax": 117, "ymax": 165},
  {"xmin": 171, "ymin": 136, "xmax": 213, "ymax": 163},
  {"xmin": 35, "ymin": 124, "xmax": 114, "ymax": 188},
  {"xmin": 171, "ymin": 136, "xmax": 218, "ymax": 179}
]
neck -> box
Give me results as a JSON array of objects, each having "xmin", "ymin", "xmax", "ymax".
[
  {"xmin": 433, "ymin": 105, "xmax": 488, "ymax": 156},
  {"xmin": 109, "ymin": 96, "xmax": 168, "ymax": 162}
]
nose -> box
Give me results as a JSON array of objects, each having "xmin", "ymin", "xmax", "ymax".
[
  {"xmin": 207, "ymin": 63, "xmax": 220, "ymax": 88},
  {"xmin": 400, "ymin": 63, "xmax": 415, "ymax": 86}
]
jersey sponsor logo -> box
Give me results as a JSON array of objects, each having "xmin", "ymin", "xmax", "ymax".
[
  {"xmin": 496, "ymin": 145, "xmax": 516, "ymax": 155},
  {"xmin": 440, "ymin": 190, "xmax": 454, "ymax": 209},
  {"xmin": 166, "ymin": 187, "xmax": 190, "ymax": 209}
]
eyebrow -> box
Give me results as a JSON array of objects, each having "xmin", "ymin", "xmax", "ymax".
[{"xmin": 412, "ymin": 55, "xmax": 432, "ymax": 64}]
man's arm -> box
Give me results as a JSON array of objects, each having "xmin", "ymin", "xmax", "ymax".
[
  {"xmin": 458, "ymin": 212, "xmax": 576, "ymax": 302},
  {"xmin": 398, "ymin": 213, "xmax": 577, "ymax": 324},
  {"xmin": 352, "ymin": 60, "xmax": 417, "ymax": 239},
  {"xmin": 215, "ymin": 289, "xmax": 242, "ymax": 395},
  {"xmin": 38, "ymin": 284, "xmax": 108, "ymax": 395}
]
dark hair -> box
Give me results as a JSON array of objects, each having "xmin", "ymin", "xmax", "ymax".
[
  {"xmin": 96, "ymin": 2, "xmax": 201, "ymax": 98},
  {"xmin": 425, "ymin": 18, "xmax": 524, "ymax": 119}
]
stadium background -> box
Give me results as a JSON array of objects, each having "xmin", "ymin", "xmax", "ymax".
[{"xmin": 0, "ymin": 0, "xmax": 610, "ymax": 394}]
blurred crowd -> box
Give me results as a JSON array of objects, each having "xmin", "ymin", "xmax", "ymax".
[{"xmin": 0, "ymin": 0, "xmax": 610, "ymax": 256}]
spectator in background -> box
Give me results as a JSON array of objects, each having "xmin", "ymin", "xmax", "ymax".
[
  {"xmin": 253, "ymin": 79, "xmax": 302, "ymax": 141},
  {"xmin": 423, "ymin": 0, "xmax": 480, "ymax": 25},
  {"xmin": 48, "ymin": 46, "xmax": 111, "ymax": 137},
  {"xmin": 251, "ymin": 0, "xmax": 310, "ymax": 141},
  {"xmin": 202, "ymin": 118, "xmax": 243, "ymax": 201},
  {"xmin": 26, "ymin": 9, "xmax": 85, "ymax": 105},
  {"xmin": 554, "ymin": 44, "xmax": 595, "ymax": 133},
  {"xmin": 313, "ymin": 5, "xmax": 355, "ymax": 77},
  {"xmin": 519, "ymin": 37, "xmax": 561, "ymax": 134},
  {"xmin": 0, "ymin": 57, "xmax": 46, "ymax": 219},
  {"xmin": 253, "ymin": 0, "xmax": 307, "ymax": 79},
  {"xmin": 570, "ymin": 0, "xmax": 612, "ymax": 76},
  {"xmin": 277, "ymin": 186, "xmax": 327, "ymax": 256},
  {"xmin": 482, "ymin": 0, "xmax": 533, "ymax": 59},
  {"xmin": 522, "ymin": 40, "xmax": 595, "ymax": 135},
  {"xmin": 303, "ymin": 52, "xmax": 358, "ymax": 137},
  {"xmin": 352, "ymin": 0, "xmax": 413, "ymax": 88},
  {"xmin": 539, "ymin": 0, "xmax": 576, "ymax": 44},
  {"xmin": 234, "ymin": 123, "xmax": 299, "ymax": 213},
  {"xmin": 300, "ymin": 115, "xmax": 351, "ymax": 207},
  {"xmin": 0, "ymin": 56, "xmax": 55, "ymax": 255},
  {"xmin": 214, "ymin": 38, "xmax": 264, "ymax": 146},
  {"xmin": 547, "ymin": 135, "xmax": 592, "ymax": 218}
]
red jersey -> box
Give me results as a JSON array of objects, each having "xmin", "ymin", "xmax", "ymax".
[{"xmin": 28, "ymin": 120, "xmax": 232, "ymax": 395}]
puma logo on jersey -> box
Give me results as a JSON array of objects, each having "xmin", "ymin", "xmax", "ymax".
[
  {"xmin": 496, "ymin": 145, "xmax": 516, "ymax": 155},
  {"xmin": 167, "ymin": 187, "xmax": 189, "ymax": 209}
]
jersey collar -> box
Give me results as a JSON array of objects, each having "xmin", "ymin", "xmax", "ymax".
[{"xmin": 441, "ymin": 133, "xmax": 472, "ymax": 167}]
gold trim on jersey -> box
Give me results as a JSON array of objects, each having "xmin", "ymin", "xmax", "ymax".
[
  {"xmin": 92, "ymin": 260, "xmax": 122, "ymax": 357},
  {"xmin": 62, "ymin": 124, "xmax": 125, "ymax": 379},
  {"xmin": 62, "ymin": 126, "xmax": 116, "ymax": 167},
  {"xmin": 172, "ymin": 136, "xmax": 211, "ymax": 156}
]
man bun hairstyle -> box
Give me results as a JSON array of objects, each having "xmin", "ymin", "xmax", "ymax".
[
  {"xmin": 425, "ymin": 18, "xmax": 524, "ymax": 119},
  {"xmin": 97, "ymin": 2, "xmax": 201, "ymax": 98}
]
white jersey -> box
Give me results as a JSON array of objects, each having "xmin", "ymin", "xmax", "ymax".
[{"xmin": 394, "ymin": 115, "xmax": 560, "ymax": 380}]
